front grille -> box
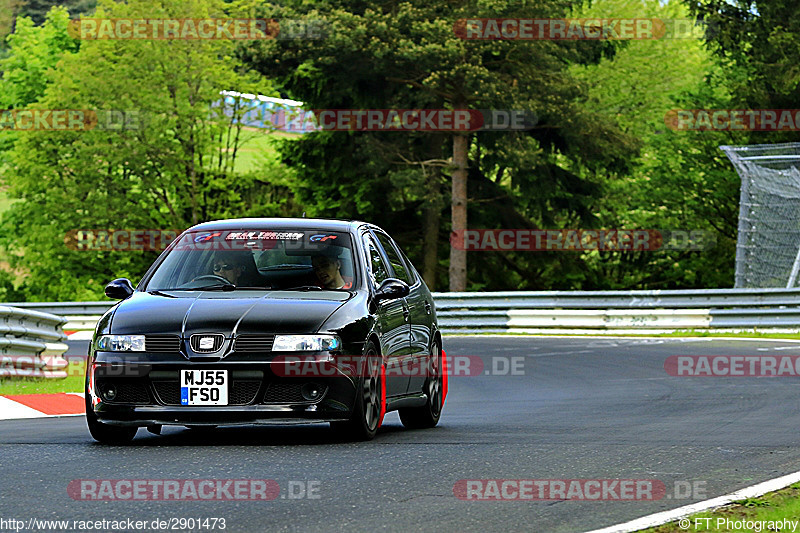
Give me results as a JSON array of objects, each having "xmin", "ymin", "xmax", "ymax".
[
  {"xmin": 152, "ymin": 381, "xmax": 180, "ymax": 405},
  {"xmin": 229, "ymin": 381, "xmax": 261, "ymax": 404},
  {"xmin": 190, "ymin": 334, "xmax": 225, "ymax": 353},
  {"xmin": 152, "ymin": 379, "xmax": 260, "ymax": 406},
  {"xmin": 96, "ymin": 379, "xmax": 150, "ymax": 404},
  {"xmin": 234, "ymin": 335, "xmax": 275, "ymax": 353},
  {"xmin": 145, "ymin": 335, "xmax": 181, "ymax": 352},
  {"xmin": 263, "ymin": 383, "xmax": 304, "ymax": 403}
]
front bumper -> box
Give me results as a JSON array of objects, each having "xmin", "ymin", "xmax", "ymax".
[
  {"xmin": 96, "ymin": 407, "xmax": 351, "ymax": 427},
  {"xmin": 90, "ymin": 356, "xmax": 359, "ymax": 427}
]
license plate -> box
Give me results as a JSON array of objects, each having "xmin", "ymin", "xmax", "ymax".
[{"xmin": 180, "ymin": 370, "xmax": 228, "ymax": 406}]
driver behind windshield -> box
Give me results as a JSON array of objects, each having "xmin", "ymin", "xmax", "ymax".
[
  {"xmin": 210, "ymin": 252, "xmax": 247, "ymax": 285},
  {"xmin": 311, "ymin": 250, "xmax": 353, "ymax": 289}
]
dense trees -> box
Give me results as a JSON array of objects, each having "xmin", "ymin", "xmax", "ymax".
[
  {"xmin": 0, "ymin": 0, "xmax": 298, "ymax": 299},
  {"xmin": 0, "ymin": 0, "xmax": 795, "ymax": 299},
  {"xmin": 240, "ymin": 0, "xmax": 637, "ymax": 290}
]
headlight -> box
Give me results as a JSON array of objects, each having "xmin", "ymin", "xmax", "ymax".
[
  {"xmin": 95, "ymin": 335, "xmax": 145, "ymax": 352},
  {"xmin": 272, "ymin": 335, "xmax": 341, "ymax": 352}
]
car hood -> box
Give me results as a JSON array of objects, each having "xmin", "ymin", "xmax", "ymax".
[{"xmin": 108, "ymin": 290, "xmax": 350, "ymax": 337}]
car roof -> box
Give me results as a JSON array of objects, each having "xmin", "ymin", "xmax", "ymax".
[{"xmin": 186, "ymin": 217, "xmax": 374, "ymax": 233}]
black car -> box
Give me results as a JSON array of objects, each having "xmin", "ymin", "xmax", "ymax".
[{"xmin": 85, "ymin": 218, "xmax": 444, "ymax": 443}]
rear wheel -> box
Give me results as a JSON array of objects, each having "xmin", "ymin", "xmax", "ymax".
[
  {"xmin": 399, "ymin": 343, "xmax": 442, "ymax": 429},
  {"xmin": 85, "ymin": 380, "xmax": 137, "ymax": 444},
  {"xmin": 330, "ymin": 341, "xmax": 383, "ymax": 441}
]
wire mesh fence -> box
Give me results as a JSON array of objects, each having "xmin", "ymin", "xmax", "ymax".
[{"xmin": 721, "ymin": 143, "xmax": 800, "ymax": 288}]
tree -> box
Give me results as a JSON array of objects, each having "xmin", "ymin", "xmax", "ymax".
[
  {"xmin": 0, "ymin": 0, "xmax": 95, "ymax": 59},
  {"xmin": 241, "ymin": 0, "xmax": 636, "ymax": 290},
  {"xmin": 0, "ymin": 0, "xmax": 23, "ymax": 58},
  {"xmin": 567, "ymin": 0, "xmax": 741, "ymax": 288},
  {"xmin": 15, "ymin": 0, "xmax": 96, "ymax": 26},
  {"xmin": 687, "ymin": 0, "xmax": 800, "ymax": 127},
  {"xmin": 0, "ymin": 0, "xmax": 294, "ymax": 300},
  {"xmin": 0, "ymin": 6, "xmax": 78, "ymax": 163}
]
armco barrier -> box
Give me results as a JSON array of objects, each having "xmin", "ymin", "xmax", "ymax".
[
  {"xmin": 0, "ymin": 306, "xmax": 69, "ymax": 378},
  {"xmin": 8, "ymin": 288, "xmax": 800, "ymax": 336},
  {"xmin": 434, "ymin": 288, "xmax": 800, "ymax": 334}
]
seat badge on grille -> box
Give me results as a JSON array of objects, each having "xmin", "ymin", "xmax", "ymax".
[
  {"xmin": 199, "ymin": 337, "xmax": 215, "ymax": 350},
  {"xmin": 190, "ymin": 333, "xmax": 223, "ymax": 353}
]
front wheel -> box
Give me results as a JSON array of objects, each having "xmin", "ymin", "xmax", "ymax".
[
  {"xmin": 399, "ymin": 344, "xmax": 443, "ymax": 429},
  {"xmin": 330, "ymin": 342, "xmax": 383, "ymax": 441}
]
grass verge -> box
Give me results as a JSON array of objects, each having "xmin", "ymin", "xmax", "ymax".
[
  {"xmin": 0, "ymin": 359, "xmax": 85, "ymax": 395},
  {"xmin": 644, "ymin": 482, "xmax": 800, "ymax": 532},
  {"xmin": 444, "ymin": 331, "xmax": 800, "ymax": 340}
]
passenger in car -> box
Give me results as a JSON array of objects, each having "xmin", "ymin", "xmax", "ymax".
[{"xmin": 311, "ymin": 251, "xmax": 353, "ymax": 289}]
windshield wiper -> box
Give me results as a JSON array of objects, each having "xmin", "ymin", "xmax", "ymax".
[
  {"xmin": 147, "ymin": 290, "xmax": 176, "ymax": 297},
  {"xmin": 183, "ymin": 283, "xmax": 236, "ymax": 291},
  {"xmin": 282, "ymin": 285, "xmax": 325, "ymax": 291},
  {"xmin": 260, "ymin": 264, "xmax": 312, "ymax": 271},
  {"xmin": 156, "ymin": 283, "xmax": 270, "ymax": 291}
]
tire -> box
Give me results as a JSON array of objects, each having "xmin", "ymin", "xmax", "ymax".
[
  {"xmin": 330, "ymin": 341, "xmax": 383, "ymax": 441},
  {"xmin": 399, "ymin": 342, "xmax": 443, "ymax": 429},
  {"xmin": 85, "ymin": 374, "xmax": 137, "ymax": 444}
]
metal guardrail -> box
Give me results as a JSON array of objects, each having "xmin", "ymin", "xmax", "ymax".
[
  {"xmin": 434, "ymin": 288, "xmax": 800, "ymax": 333},
  {"xmin": 6, "ymin": 302, "xmax": 113, "ymax": 315},
  {"xmin": 0, "ymin": 306, "xmax": 69, "ymax": 378},
  {"xmin": 8, "ymin": 288, "xmax": 800, "ymax": 336}
]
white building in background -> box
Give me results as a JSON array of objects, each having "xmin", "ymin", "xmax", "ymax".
[{"xmin": 218, "ymin": 90, "xmax": 319, "ymax": 133}]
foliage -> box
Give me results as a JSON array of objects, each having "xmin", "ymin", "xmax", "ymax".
[
  {"xmin": 0, "ymin": 0, "xmax": 296, "ymax": 300},
  {"xmin": 570, "ymin": 0, "xmax": 741, "ymax": 288},
  {"xmin": 2, "ymin": 0, "xmax": 797, "ymax": 298},
  {"xmin": 240, "ymin": 0, "xmax": 637, "ymax": 290}
]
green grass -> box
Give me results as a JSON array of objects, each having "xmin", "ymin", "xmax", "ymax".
[
  {"xmin": 0, "ymin": 359, "xmax": 85, "ymax": 395},
  {"xmin": 229, "ymin": 128, "xmax": 298, "ymax": 174},
  {"xmin": 0, "ymin": 186, "xmax": 24, "ymax": 285},
  {"xmin": 444, "ymin": 330, "xmax": 800, "ymax": 340},
  {"xmin": 644, "ymin": 483, "xmax": 800, "ymax": 532},
  {"xmin": 0, "ymin": 187, "xmax": 15, "ymax": 213},
  {"xmin": 658, "ymin": 330, "xmax": 800, "ymax": 340}
]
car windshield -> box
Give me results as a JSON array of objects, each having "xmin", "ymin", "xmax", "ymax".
[{"xmin": 144, "ymin": 229, "xmax": 357, "ymax": 291}]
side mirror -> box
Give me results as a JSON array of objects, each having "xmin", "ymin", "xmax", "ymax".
[
  {"xmin": 375, "ymin": 278, "xmax": 410, "ymax": 302},
  {"xmin": 105, "ymin": 278, "xmax": 135, "ymax": 300}
]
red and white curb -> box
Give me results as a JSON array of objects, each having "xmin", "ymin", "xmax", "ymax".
[
  {"xmin": 64, "ymin": 330, "xmax": 94, "ymax": 341},
  {"xmin": 0, "ymin": 393, "xmax": 85, "ymax": 420}
]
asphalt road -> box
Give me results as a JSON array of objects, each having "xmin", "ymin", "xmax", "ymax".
[{"xmin": 4, "ymin": 336, "xmax": 800, "ymax": 532}]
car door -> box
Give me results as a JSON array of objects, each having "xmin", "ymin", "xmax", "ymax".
[
  {"xmin": 362, "ymin": 231, "xmax": 411, "ymax": 397},
  {"xmin": 373, "ymin": 230, "xmax": 431, "ymax": 395}
]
